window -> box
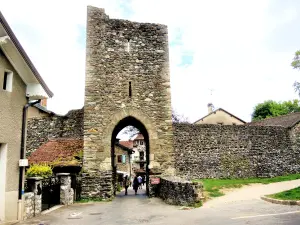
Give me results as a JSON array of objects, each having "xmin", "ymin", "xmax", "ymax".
[
  {"xmin": 140, "ymin": 140, "xmax": 143, "ymax": 145},
  {"xmin": 117, "ymin": 155, "xmax": 122, "ymax": 163},
  {"xmin": 126, "ymin": 39, "xmax": 130, "ymax": 52},
  {"xmin": 2, "ymin": 71, "xmax": 13, "ymax": 92},
  {"xmin": 233, "ymin": 123, "xmax": 236, "ymax": 125},
  {"xmin": 217, "ymin": 122, "xmax": 223, "ymax": 125},
  {"xmin": 129, "ymin": 82, "xmax": 132, "ymax": 97}
]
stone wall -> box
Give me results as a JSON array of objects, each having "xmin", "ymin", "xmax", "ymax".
[
  {"xmin": 26, "ymin": 108, "xmax": 83, "ymax": 156},
  {"xmin": 81, "ymin": 171, "xmax": 112, "ymax": 199},
  {"xmin": 174, "ymin": 123, "xmax": 300, "ymax": 179},
  {"xmin": 23, "ymin": 192, "xmax": 41, "ymax": 220},
  {"xmin": 158, "ymin": 176, "xmax": 203, "ymax": 206}
]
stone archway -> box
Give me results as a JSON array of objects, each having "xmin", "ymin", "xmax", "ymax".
[
  {"xmin": 82, "ymin": 6, "xmax": 175, "ymax": 199},
  {"xmin": 110, "ymin": 115, "xmax": 150, "ymax": 195}
]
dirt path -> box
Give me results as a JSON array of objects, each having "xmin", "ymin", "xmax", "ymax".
[{"xmin": 202, "ymin": 179, "xmax": 300, "ymax": 208}]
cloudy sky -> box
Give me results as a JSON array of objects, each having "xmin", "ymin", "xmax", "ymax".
[{"xmin": 1, "ymin": 0, "xmax": 300, "ymax": 122}]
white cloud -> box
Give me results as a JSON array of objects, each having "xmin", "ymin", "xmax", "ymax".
[{"xmin": 1, "ymin": 0, "xmax": 300, "ymax": 123}]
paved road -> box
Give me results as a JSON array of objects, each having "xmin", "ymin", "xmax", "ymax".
[{"xmin": 18, "ymin": 182, "xmax": 300, "ymax": 225}]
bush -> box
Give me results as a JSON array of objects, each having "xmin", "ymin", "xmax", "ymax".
[{"xmin": 26, "ymin": 164, "xmax": 53, "ymax": 178}]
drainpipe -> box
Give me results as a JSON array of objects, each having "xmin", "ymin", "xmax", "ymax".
[{"xmin": 18, "ymin": 98, "xmax": 41, "ymax": 200}]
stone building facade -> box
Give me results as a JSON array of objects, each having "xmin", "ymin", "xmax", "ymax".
[{"xmin": 83, "ymin": 6, "xmax": 174, "ymax": 198}]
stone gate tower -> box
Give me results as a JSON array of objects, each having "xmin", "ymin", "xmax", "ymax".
[{"xmin": 82, "ymin": 6, "xmax": 174, "ymax": 198}]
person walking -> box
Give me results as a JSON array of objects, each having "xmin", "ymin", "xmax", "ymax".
[
  {"xmin": 142, "ymin": 175, "xmax": 145, "ymax": 186},
  {"xmin": 137, "ymin": 175, "xmax": 142, "ymax": 189},
  {"xmin": 123, "ymin": 175, "xmax": 130, "ymax": 195},
  {"xmin": 132, "ymin": 176, "xmax": 139, "ymax": 195}
]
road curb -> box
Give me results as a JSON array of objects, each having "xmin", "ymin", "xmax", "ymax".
[{"xmin": 261, "ymin": 196, "xmax": 300, "ymax": 205}]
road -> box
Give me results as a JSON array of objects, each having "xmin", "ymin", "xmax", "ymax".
[{"xmin": 17, "ymin": 182, "xmax": 300, "ymax": 225}]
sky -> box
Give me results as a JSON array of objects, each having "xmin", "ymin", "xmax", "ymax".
[{"xmin": 1, "ymin": 0, "xmax": 300, "ymax": 123}]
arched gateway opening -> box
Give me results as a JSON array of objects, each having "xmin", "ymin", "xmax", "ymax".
[
  {"xmin": 111, "ymin": 116, "xmax": 150, "ymax": 196},
  {"xmin": 82, "ymin": 6, "xmax": 175, "ymax": 199}
]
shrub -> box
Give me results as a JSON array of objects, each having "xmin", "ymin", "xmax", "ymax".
[{"xmin": 26, "ymin": 164, "xmax": 53, "ymax": 178}]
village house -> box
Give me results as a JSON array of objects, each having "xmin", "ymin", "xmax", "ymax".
[
  {"xmin": 0, "ymin": 11, "xmax": 53, "ymax": 222},
  {"xmin": 194, "ymin": 103, "xmax": 246, "ymax": 125}
]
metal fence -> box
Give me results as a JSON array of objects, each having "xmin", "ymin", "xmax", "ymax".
[{"xmin": 41, "ymin": 177, "xmax": 60, "ymax": 211}]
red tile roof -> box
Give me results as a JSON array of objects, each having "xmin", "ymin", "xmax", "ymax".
[
  {"xmin": 247, "ymin": 112, "xmax": 300, "ymax": 128},
  {"xmin": 28, "ymin": 138, "xmax": 83, "ymax": 166},
  {"xmin": 119, "ymin": 140, "xmax": 133, "ymax": 149},
  {"xmin": 134, "ymin": 133, "xmax": 144, "ymax": 140}
]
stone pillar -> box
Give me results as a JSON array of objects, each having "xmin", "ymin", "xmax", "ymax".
[
  {"xmin": 57, "ymin": 173, "xmax": 74, "ymax": 205},
  {"xmin": 24, "ymin": 177, "xmax": 42, "ymax": 219}
]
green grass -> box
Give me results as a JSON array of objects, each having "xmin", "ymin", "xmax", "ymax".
[
  {"xmin": 76, "ymin": 197, "xmax": 103, "ymax": 203},
  {"xmin": 268, "ymin": 187, "xmax": 300, "ymax": 200},
  {"xmin": 193, "ymin": 173, "xmax": 300, "ymax": 199}
]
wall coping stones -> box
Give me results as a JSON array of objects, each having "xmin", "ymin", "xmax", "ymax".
[
  {"xmin": 26, "ymin": 177, "xmax": 43, "ymax": 180},
  {"xmin": 261, "ymin": 196, "xmax": 300, "ymax": 206},
  {"xmin": 56, "ymin": 173, "xmax": 71, "ymax": 176}
]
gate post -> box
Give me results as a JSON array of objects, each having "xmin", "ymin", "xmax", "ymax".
[
  {"xmin": 26, "ymin": 177, "xmax": 42, "ymax": 217},
  {"xmin": 57, "ymin": 173, "xmax": 74, "ymax": 205}
]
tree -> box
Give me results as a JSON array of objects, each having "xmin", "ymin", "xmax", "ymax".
[
  {"xmin": 172, "ymin": 109, "xmax": 189, "ymax": 123},
  {"xmin": 121, "ymin": 126, "xmax": 140, "ymax": 139},
  {"xmin": 252, "ymin": 100, "xmax": 300, "ymax": 121},
  {"xmin": 291, "ymin": 50, "xmax": 300, "ymax": 96}
]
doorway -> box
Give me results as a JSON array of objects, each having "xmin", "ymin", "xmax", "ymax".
[{"xmin": 111, "ymin": 116, "xmax": 150, "ymax": 196}]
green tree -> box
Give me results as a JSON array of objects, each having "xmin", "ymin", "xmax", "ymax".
[
  {"xmin": 291, "ymin": 50, "xmax": 300, "ymax": 95},
  {"xmin": 252, "ymin": 100, "xmax": 300, "ymax": 121}
]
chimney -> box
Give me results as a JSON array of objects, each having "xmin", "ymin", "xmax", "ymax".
[{"xmin": 208, "ymin": 103, "xmax": 213, "ymax": 114}]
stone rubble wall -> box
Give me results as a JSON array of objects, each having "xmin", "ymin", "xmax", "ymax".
[
  {"xmin": 173, "ymin": 123, "xmax": 300, "ymax": 179},
  {"xmin": 81, "ymin": 171, "xmax": 112, "ymax": 199},
  {"xmin": 158, "ymin": 176, "xmax": 203, "ymax": 206},
  {"xmin": 26, "ymin": 108, "xmax": 84, "ymax": 156},
  {"xmin": 23, "ymin": 192, "xmax": 41, "ymax": 220}
]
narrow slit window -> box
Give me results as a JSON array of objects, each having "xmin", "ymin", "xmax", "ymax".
[
  {"xmin": 3, "ymin": 72, "xmax": 7, "ymax": 90},
  {"xmin": 2, "ymin": 71, "xmax": 13, "ymax": 92},
  {"xmin": 126, "ymin": 39, "xmax": 130, "ymax": 52},
  {"xmin": 129, "ymin": 82, "xmax": 132, "ymax": 97}
]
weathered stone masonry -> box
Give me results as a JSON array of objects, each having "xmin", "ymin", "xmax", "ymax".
[
  {"xmin": 83, "ymin": 6, "xmax": 174, "ymax": 198},
  {"xmin": 26, "ymin": 108, "xmax": 83, "ymax": 156},
  {"xmin": 174, "ymin": 123, "xmax": 300, "ymax": 179}
]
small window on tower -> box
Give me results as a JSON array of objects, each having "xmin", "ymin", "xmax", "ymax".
[
  {"xmin": 129, "ymin": 82, "xmax": 132, "ymax": 97},
  {"xmin": 126, "ymin": 39, "xmax": 130, "ymax": 52}
]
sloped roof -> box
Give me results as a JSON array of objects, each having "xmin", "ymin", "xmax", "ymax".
[
  {"xmin": 28, "ymin": 138, "xmax": 83, "ymax": 166},
  {"xmin": 193, "ymin": 108, "xmax": 246, "ymax": 124},
  {"xmin": 34, "ymin": 103, "xmax": 55, "ymax": 115},
  {"xmin": 134, "ymin": 133, "xmax": 144, "ymax": 140},
  {"xmin": 115, "ymin": 142, "xmax": 134, "ymax": 154},
  {"xmin": 119, "ymin": 140, "xmax": 133, "ymax": 149},
  {"xmin": 247, "ymin": 112, "xmax": 300, "ymax": 128}
]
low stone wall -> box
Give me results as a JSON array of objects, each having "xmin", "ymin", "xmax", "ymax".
[
  {"xmin": 173, "ymin": 123, "xmax": 300, "ymax": 179},
  {"xmin": 23, "ymin": 192, "xmax": 41, "ymax": 220},
  {"xmin": 81, "ymin": 171, "xmax": 112, "ymax": 199},
  {"xmin": 158, "ymin": 176, "xmax": 203, "ymax": 206}
]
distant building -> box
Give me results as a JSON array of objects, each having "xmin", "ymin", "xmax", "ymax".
[
  {"xmin": 247, "ymin": 112, "xmax": 300, "ymax": 128},
  {"xmin": 194, "ymin": 103, "xmax": 246, "ymax": 125},
  {"xmin": 131, "ymin": 133, "xmax": 146, "ymax": 172}
]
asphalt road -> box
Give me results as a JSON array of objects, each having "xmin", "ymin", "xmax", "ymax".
[{"xmin": 17, "ymin": 185, "xmax": 300, "ymax": 225}]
